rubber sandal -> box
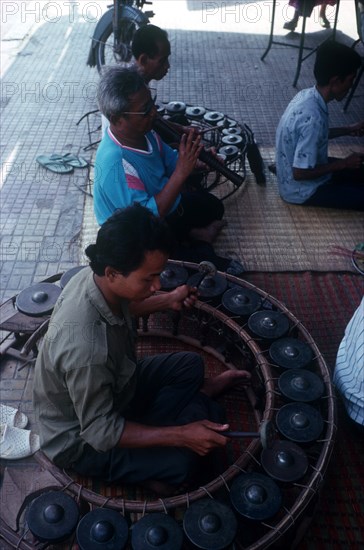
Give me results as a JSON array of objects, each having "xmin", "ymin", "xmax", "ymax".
[
  {"xmin": 36, "ymin": 155, "xmax": 74, "ymax": 174},
  {"xmin": 0, "ymin": 424, "xmax": 40, "ymax": 460},
  {"xmin": 0, "ymin": 404, "xmax": 28, "ymax": 429},
  {"xmin": 60, "ymin": 153, "xmax": 89, "ymax": 168}
]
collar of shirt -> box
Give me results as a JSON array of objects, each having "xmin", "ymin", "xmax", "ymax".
[
  {"xmin": 85, "ymin": 269, "xmax": 132, "ymax": 329},
  {"xmin": 313, "ymin": 86, "xmax": 328, "ymax": 116}
]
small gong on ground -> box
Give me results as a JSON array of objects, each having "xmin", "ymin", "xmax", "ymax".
[
  {"xmin": 204, "ymin": 111, "xmax": 225, "ymax": 123},
  {"xmin": 248, "ymin": 310, "xmax": 290, "ymax": 340},
  {"xmin": 76, "ymin": 508, "xmax": 129, "ymax": 550},
  {"xmin": 261, "ymin": 440, "xmax": 309, "ymax": 482},
  {"xmin": 222, "ymin": 287, "xmax": 262, "ymax": 317},
  {"xmin": 230, "ymin": 472, "xmax": 282, "ymax": 521},
  {"xmin": 166, "ymin": 101, "xmax": 186, "ymax": 114},
  {"xmin": 269, "ymin": 337, "xmax": 314, "ymax": 369},
  {"xmin": 131, "ymin": 513, "xmax": 183, "ymax": 550},
  {"xmin": 186, "ymin": 106, "xmax": 206, "ymax": 118},
  {"xmin": 183, "ymin": 498, "xmax": 237, "ymax": 550},
  {"xmin": 188, "ymin": 272, "xmax": 227, "ymax": 300},
  {"xmin": 27, "ymin": 491, "xmax": 80, "ymax": 544},
  {"xmin": 16, "ymin": 282, "xmax": 62, "ymax": 317},
  {"xmin": 160, "ymin": 264, "xmax": 189, "ymax": 290},
  {"xmin": 60, "ymin": 265, "xmax": 87, "ymax": 289},
  {"xmin": 278, "ymin": 369, "xmax": 325, "ymax": 402},
  {"xmin": 276, "ymin": 402, "xmax": 324, "ymax": 443},
  {"xmin": 218, "ymin": 145, "xmax": 239, "ymax": 160}
]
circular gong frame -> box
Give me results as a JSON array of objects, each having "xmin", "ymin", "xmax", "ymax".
[{"xmin": 31, "ymin": 261, "xmax": 336, "ymax": 550}]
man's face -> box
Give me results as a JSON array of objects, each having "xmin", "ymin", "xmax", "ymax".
[
  {"xmin": 140, "ymin": 40, "xmax": 171, "ymax": 82},
  {"xmin": 111, "ymin": 250, "xmax": 168, "ymax": 301},
  {"xmin": 120, "ymin": 86, "xmax": 157, "ymax": 134},
  {"xmin": 332, "ymin": 72, "xmax": 357, "ymax": 101}
]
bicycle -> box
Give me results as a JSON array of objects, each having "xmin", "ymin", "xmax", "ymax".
[{"xmin": 87, "ymin": 0, "xmax": 154, "ymax": 73}]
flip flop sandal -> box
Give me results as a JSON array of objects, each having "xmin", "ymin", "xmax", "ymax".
[
  {"xmin": 0, "ymin": 404, "xmax": 28, "ymax": 428},
  {"xmin": 60, "ymin": 153, "xmax": 89, "ymax": 169},
  {"xmin": 0, "ymin": 424, "xmax": 40, "ymax": 460},
  {"xmin": 36, "ymin": 155, "xmax": 74, "ymax": 174}
]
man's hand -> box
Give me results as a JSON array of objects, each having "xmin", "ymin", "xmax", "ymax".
[
  {"xmin": 168, "ymin": 285, "xmax": 198, "ymax": 311},
  {"xmin": 174, "ymin": 133, "xmax": 203, "ymax": 180},
  {"xmin": 344, "ymin": 152, "xmax": 364, "ymax": 169},
  {"xmin": 179, "ymin": 420, "xmax": 229, "ymax": 455},
  {"xmin": 347, "ymin": 121, "xmax": 364, "ymax": 137}
]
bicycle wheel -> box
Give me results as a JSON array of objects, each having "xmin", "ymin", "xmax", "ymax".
[{"xmin": 96, "ymin": 17, "xmax": 146, "ymax": 72}]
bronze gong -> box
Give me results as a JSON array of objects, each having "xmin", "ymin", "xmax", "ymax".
[
  {"xmin": 183, "ymin": 498, "xmax": 238, "ymax": 550},
  {"xmin": 269, "ymin": 337, "xmax": 314, "ymax": 369},
  {"xmin": 222, "ymin": 127, "xmax": 242, "ymax": 136},
  {"xmin": 188, "ymin": 271, "xmax": 227, "ymax": 300},
  {"xmin": 278, "ymin": 369, "xmax": 325, "ymax": 402},
  {"xmin": 186, "ymin": 106, "xmax": 206, "ymax": 118},
  {"xmin": 76, "ymin": 508, "xmax": 129, "ymax": 550},
  {"xmin": 222, "ymin": 287, "xmax": 262, "ymax": 317},
  {"xmin": 204, "ymin": 111, "xmax": 225, "ymax": 123},
  {"xmin": 230, "ymin": 472, "xmax": 282, "ymax": 521},
  {"xmin": 261, "ymin": 440, "xmax": 309, "ymax": 482},
  {"xmin": 131, "ymin": 513, "xmax": 183, "ymax": 550},
  {"xmin": 218, "ymin": 145, "xmax": 239, "ymax": 160},
  {"xmin": 15, "ymin": 282, "xmax": 61, "ymax": 317},
  {"xmin": 27, "ymin": 491, "xmax": 79, "ymax": 544},
  {"xmin": 276, "ymin": 402, "xmax": 324, "ymax": 443},
  {"xmin": 166, "ymin": 101, "xmax": 186, "ymax": 114},
  {"xmin": 248, "ymin": 310, "xmax": 290, "ymax": 340},
  {"xmin": 221, "ymin": 134, "xmax": 244, "ymax": 147},
  {"xmin": 160, "ymin": 264, "xmax": 189, "ymax": 290}
]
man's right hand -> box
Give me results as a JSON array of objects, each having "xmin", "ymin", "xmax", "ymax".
[
  {"xmin": 344, "ymin": 152, "xmax": 364, "ymax": 170},
  {"xmin": 179, "ymin": 420, "xmax": 229, "ymax": 456},
  {"xmin": 174, "ymin": 132, "xmax": 203, "ymax": 180}
]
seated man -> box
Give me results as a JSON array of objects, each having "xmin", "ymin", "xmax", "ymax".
[
  {"xmin": 275, "ymin": 41, "xmax": 364, "ymax": 210},
  {"xmin": 132, "ymin": 24, "xmax": 171, "ymax": 85},
  {"xmin": 94, "ymin": 66, "xmax": 243, "ymax": 274},
  {"xmin": 33, "ymin": 204, "xmax": 251, "ymax": 493},
  {"xmin": 333, "ymin": 296, "xmax": 364, "ymax": 430}
]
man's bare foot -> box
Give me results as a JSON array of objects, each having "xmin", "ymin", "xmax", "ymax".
[
  {"xmin": 201, "ymin": 369, "xmax": 251, "ymax": 398},
  {"xmin": 189, "ymin": 219, "xmax": 227, "ymax": 244}
]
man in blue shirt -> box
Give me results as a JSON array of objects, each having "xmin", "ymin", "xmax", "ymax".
[{"xmin": 276, "ymin": 41, "xmax": 364, "ymax": 210}]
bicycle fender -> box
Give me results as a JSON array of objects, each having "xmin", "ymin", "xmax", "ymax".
[{"xmin": 87, "ymin": 6, "xmax": 150, "ymax": 67}]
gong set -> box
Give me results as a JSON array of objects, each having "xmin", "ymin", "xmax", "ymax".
[
  {"xmin": 156, "ymin": 100, "xmax": 262, "ymax": 198},
  {"xmin": 8, "ymin": 259, "xmax": 335, "ymax": 549}
]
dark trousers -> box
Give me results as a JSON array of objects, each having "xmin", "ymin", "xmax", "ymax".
[
  {"xmin": 72, "ymin": 352, "xmax": 225, "ymax": 485},
  {"xmin": 304, "ymin": 163, "xmax": 364, "ymax": 211},
  {"xmin": 166, "ymin": 190, "xmax": 224, "ymax": 242}
]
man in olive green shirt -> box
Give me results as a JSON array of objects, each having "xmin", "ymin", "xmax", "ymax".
[{"xmin": 33, "ymin": 204, "xmax": 250, "ymax": 493}]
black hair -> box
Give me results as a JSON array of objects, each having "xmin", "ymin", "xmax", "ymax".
[
  {"xmin": 85, "ymin": 204, "xmax": 175, "ymax": 276},
  {"xmin": 132, "ymin": 25, "xmax": 169, "ymax": 59},
  {"xmin": 97, "ymin": 66, "xmax": 146, "ymax": 121},
  {"xmin": 314, "ymin": 41, "xmax": 361, "ymax": 85}
]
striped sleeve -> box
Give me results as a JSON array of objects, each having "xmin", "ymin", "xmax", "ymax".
[
  {"xmin": 333, "ymin": 297, "xmax": 364, "ymax": 426},
  {"xmin": 123, "ymin": 160, "xmax": 145, "ymax": 191}
]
